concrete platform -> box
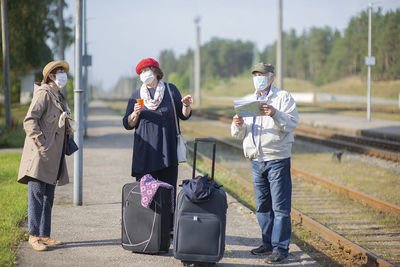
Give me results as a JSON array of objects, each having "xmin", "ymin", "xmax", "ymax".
[
  {"xmin": 299, "ymin": 112, "xmax": 400, "ymax": 142},
  {"xmin": 16, "ymin": 100, "xmax": 318, "ymax": 267}
]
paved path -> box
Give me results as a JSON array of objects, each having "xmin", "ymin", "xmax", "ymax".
[
  {"xmin": 16, "ymin": 100, "xmax": 318, "ymax": 267},
  {"xmin": 0, "ymin": 148, "xmax": 22, "ymax": 154}
]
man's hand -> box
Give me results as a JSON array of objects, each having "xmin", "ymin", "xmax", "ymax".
[
  {"xmin": 260, "ymin": 104, "xmax": 276, "ymax": 117},
  {"xmin": 233, "ymin": 114, "xmax": 244, "ymax": 127}
]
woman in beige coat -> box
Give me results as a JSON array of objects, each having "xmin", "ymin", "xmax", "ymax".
[{"xmin": 18, "ymin": 60, "xmax": 73, "ymax": 251}]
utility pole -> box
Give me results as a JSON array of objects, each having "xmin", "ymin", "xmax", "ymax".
[
  {"xmin": 276, "ymin": 0, "xmax": 283, "ymax": 89},
  {"xmin": 58, "ymin": 0, "xmax": 65, "ymax": 60},
  {"xmin": 74, "ymin": 0, "xmax": 84, "ymax": 206},
  {"xmin": 194, "ymin": 16, "xmax": 201, "ymax": 107},
  {"xmin": 365, "ymin": 2, "xmax": 376, "ymax": 121},
  {"xmin": 1, "ymin": 0, "xmax": 11, "ymax": 130},
  {"xmin": 57, "ymin": 0, "xmax": 67, "ymax": 96},
  {"xmin": 189, "ymin": 58, "xmax": 194, "ymax": 96},
  {"xmin": 252, "ymin": 45, "xmax": 260, "ymax": 66},
  {"xmin": 83, "ymin": 0, "xmax": 89, "ymax": 137}
]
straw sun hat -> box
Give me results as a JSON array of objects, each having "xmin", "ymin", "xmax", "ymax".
[{"xmin": 41, "ymin": 60, "xmax": 69, "ymax": 84}]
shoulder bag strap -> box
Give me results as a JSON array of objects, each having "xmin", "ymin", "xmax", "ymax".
[{"xmin": 166, "ymin": 82, "xmax": 181, "ymax": 135}]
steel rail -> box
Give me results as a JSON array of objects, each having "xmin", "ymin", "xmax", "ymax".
[
  {"xmin": 181, "ymin": 124, "xmax": 400, "ymax": 219},
  {"xmin": 294, "ymin": 132, "xmax": 400, "ymax": 162},
  {"xmin": 292, "ymin": 168, "xmax": 400, "ymax": 219},
  {"xmin": 295, "ymin": 126, "xmax": 400, "ymax": 152},
  {"xmin": 290, "ymin": 210, "xmax": 394, "ymax": 267},
  {"xmin": 185, "ymin": 138, "xmax": 394, "ymax": 266}
]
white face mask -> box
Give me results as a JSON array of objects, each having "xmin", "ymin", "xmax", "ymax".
[
  {"xmin": 54, "ymin": 73, "xmax": 68, "ymax": 88},
  {"xmin": 140, "ymin": 70, "xmax": 155, "ymax": 84},
  {"xmin": 253, "ymin": 75, "xmax": 269, "ymax": 91}
]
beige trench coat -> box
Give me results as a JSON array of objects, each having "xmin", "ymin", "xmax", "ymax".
[{"xmin": 18, "ymin": 83, "xmax": 70, "ymax": 186}]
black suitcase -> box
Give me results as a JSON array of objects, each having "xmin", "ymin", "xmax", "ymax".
[
  {"xmin": 121, "ymin": 181, "xmax": 172, "ymax": 253},
  {"xmin": 173, "ymin": 138, "xmax": 228, "ymax": 264}
]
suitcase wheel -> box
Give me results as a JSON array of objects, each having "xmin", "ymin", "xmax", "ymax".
[{"xmin": 181, "ymin": 261, "xmax": 216, "ymax": 267}]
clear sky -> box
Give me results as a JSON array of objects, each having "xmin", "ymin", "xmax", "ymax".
[{"xmin": 63, "ymin": 0, "xmax": 400, "ymax": 91}]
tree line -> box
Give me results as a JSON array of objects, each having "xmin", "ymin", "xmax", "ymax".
[
  {"xmin": 159, "ymin": 8, "xmax": 400, "ymax": 90},
  {"xmin": 0, "ymin": 0, "xmax": 73, "ymax": 103}
]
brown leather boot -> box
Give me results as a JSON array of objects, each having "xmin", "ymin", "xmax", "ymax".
[
  {"xmin": 41, "ymin": 237, "xmax": 63, "ymax": 246},
  {"xmin": 28, "ymin": 235, "xmax": 47, "ymax": 251}
]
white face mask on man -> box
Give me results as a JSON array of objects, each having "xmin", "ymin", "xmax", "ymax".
[
  {"xmin": 253, "ymin": 74, "xmax": 271, "ymax": 91},
  {"xmin": 54, "ymin": 73, "xmax": 68, "ymax": 88},
  {"xmin": 140, "ymin": 70, "xmax": 155, "ymax": 85}
]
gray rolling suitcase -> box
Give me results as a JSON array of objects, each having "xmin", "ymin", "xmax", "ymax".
[
  {"xmin": 121, "ymin": 181, "xmax": 172, "ymax": 254},
  {"xmin": 173, "ymin": 138, "xmax": 228, "ymax": 265}
]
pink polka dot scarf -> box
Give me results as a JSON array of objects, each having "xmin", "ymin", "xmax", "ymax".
[{"xmin": 140, "ymin": 174, "xmax": 174, "ymax": 213}]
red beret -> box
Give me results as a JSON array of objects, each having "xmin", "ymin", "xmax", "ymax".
[{"xmin": 136, "ymin": 58, "xmax": 159, "ymax": 75}]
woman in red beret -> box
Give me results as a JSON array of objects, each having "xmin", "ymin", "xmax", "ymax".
[{"xmin": 123, "ymin": 57, "xmax": 193, "ymax": 205}]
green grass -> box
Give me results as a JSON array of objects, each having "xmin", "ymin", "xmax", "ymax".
[
  {"xmin": 0, "ymin": 104, "xmax": 29, "ymax": 148},
  {"xmin": 291, "ymin": 143, "xmax": 400, "ymax": 206},
  {"xmin": 316, "ymin": 76, "xmax": 400, "ymax": 99},
  {"xmin": 202, "ymin": 75, "xmax": 400, "ymax": 100},
  {"xmin": 0, "ymin": 153, "xmax": 28, "ymax": 267}
]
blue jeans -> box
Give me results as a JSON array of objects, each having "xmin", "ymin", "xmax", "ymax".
[
  {"xmin": 251, "ymin": 158, "xmax": 292, "ymax": 257},
  {"xmin": 28, "ymin": 179, "xmax": 56, "ymax": 237}
]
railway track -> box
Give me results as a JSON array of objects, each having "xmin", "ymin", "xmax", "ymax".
[
  {"xmin": 181, "ymin": 123, "xmax": 400, "ymax": 266},
  {"xmin": 193, "ymin": 110, "xmax": 400, "ymax": 163}
]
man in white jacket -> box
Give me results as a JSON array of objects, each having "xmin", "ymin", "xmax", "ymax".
[{"xmin": 231, "ymin": 63, "xmax": 298, "ymax": 263}]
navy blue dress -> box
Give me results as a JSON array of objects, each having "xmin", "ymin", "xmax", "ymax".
[{"xmin": 123, "ymin": 82, "xmax": 191, "ymax": 177}]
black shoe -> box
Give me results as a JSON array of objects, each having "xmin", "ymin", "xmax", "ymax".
[
  {"xmin": 250, "ymin": 245, "xmax": 272, "ymax": 255},
  {"xmin": 265, "ymin": 252, "xmax": 288, "ymax": 263}
]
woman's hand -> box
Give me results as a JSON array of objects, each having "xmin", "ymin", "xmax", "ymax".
[
  {"xmin": 66, "ymin": 127, "xmax": 74, "ymax": 135},
  {"xmin": 133, "ymin": 103, "xmax": 142, "ymax": 115},
  {"xmin": 128, "ymin": 103, "xmax": 142, "ymax": 127},
  {"xmin": 181, "ymin": 95, "xmax": 193, "ymax": 107}
]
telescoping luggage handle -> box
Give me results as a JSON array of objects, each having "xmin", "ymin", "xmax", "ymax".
[{"xmin": 192, "ymin": 138, "xmax": 216, "ymax": 180}]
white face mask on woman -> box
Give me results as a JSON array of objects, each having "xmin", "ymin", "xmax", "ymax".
[
  {"xmin": 140, "ymin": 70, "xmax": 155, "ymax": 84},
  {"xmin": 253, "ymin": 75, "xmax": 269, "ymax": 91},
  {"xmin": 54, "ymin": 73, "xmax": 68, "ymax": 88}
]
